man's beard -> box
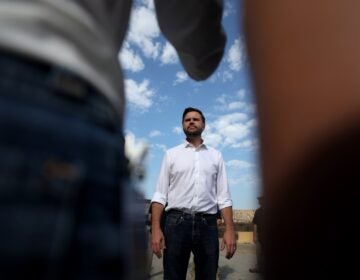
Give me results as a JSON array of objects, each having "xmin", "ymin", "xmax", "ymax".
[{"xmin": 183, "ymin": 127, "xmax": 203, "ymax": 138}]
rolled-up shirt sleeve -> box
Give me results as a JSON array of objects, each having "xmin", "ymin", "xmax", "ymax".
[
  {"xmin": 151, "ymin": 152, "xmax": 170, "ymax": 206},
  {"xmin": 216, "ymin": 154, "xmax": 233, "ymax": 210},
  {"xmin": 154, "ymin": 0, "xmax": 226, "ymax": 81}
]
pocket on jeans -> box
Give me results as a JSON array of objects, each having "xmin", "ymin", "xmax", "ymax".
[
  {"xmin": 164, "ymin": 214, "xmax": 184, "ymax": 232},
  {"xmin": 201, "ymin": 216, "xmax": 217, "ymax": 228},
  {"xmin": 0, "ymin": 146, "xmax": 83, "ymax": 262}
]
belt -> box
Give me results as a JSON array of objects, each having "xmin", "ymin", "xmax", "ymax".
[
  {"xmin": 166, "ymin": 209, "xmax": 216, "ymax": 218},
  {"xmin": 0, "ymin": 50, "xmax": 91, "ymax": 99},
  {"xmin": 0, "ymin": 49, "xmax": 120, "ymax": 130}
]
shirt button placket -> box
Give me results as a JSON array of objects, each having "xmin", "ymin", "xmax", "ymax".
[{"xmin": 193, "ymin": 149, "xmax": 200, "ymax": 212}]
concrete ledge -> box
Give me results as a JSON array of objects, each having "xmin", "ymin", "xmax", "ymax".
[{"xmin": 237, "ymin": 231, "xmax": 253, "ymax": 244}]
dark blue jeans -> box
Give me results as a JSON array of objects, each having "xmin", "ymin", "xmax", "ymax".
[
  {"xmin": 0, "ymin": 51, "xmax": 146, "ymax": 280},
  {"xmin": 163, "ymin": 210, "xmax": 219, "ymax": 280}
]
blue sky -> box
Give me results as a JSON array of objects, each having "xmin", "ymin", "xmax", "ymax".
[{"xmin": 120, "ymin": 0, "xmax": 260, "ymax": 210}]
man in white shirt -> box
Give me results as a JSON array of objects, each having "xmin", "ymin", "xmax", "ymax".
[{"xmin": 151, "ymin": 107, "xmax": 236, "ymax": 280}]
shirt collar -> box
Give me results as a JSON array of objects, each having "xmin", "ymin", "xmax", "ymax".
[{"xmin": 183, "ymin": 140, "xmax": 208, "ymax": 149}]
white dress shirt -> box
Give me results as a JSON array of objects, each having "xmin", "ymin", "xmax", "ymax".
[{"xmin": 151, "ymin": 141, "xmax": 233, "ymax": 214}]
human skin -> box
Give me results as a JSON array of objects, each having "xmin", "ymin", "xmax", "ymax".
[
  {"xmin": 243, "ymin": 1, "xmax": 360, "ymax": 279},
  {"xmin": 243, "ymin": 0, "xmax": 360, "ymax": 193},
  {"xmin": 151, "ymin": 202, "xmax": 165, "ymax": 258},
  {"xmin": 220, "ymin": 206, "xmax": 236, "ymax": 259}
]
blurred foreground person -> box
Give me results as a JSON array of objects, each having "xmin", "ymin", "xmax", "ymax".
[
  {"xmin": 244, "ymin": 1, "xmax": 360, "ymax": 279},
  {"xmin": 0, "ymin": 0, "xmax": 226, "ymax": 279}
]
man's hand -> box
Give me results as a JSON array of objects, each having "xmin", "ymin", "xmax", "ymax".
[
  {"xmin": 220, "ymin": 206, "xmax": 237, "ymax": 259},
  {"xmin": 151, "ymin": 227, "xmax": 166, "ymax": 258},
  {"xmin": 150, "ymin": 202, "xmax": 166, "ymax": 258},
  {"xmin": 220, "ymin": 228, "xmax": 237, "ymax": 259}
]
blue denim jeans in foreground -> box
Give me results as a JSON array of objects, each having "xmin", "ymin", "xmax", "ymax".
[
  {"xmin": 0, "ymin": 52, "xmax": 145, "ymax": 280},
  {"xmin": 163, "ymin": 211, "xmax": 219, "ymax": 280}
]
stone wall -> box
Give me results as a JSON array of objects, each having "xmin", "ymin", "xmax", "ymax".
[
  {"xmin": 233, "ymin": 209, "xmax": 255, "ymax": 224},
  {"xmin": 218, "ymin": 209, "xmax": 256, "ymax": 242}
]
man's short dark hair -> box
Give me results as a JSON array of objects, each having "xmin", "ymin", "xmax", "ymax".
[{"xmin": 182, "ymin": 107, "xmax": 206, "ymax": 123}]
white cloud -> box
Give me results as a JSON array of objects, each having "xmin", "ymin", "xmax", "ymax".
[
  {"xmin": 172, "ymin": 126, "xmax": 183, "ymax": 134},
  {"xmin": 228, "ymin": 173, "xmax": 260, "ymax": 188},
  {"xmin": 160, "ymin": 42, "xmax": 178, "ymax": 65},
  {"xmin": 232, "ymin": 139, "xmax": 258, "ymax": 150},
  {"xmin": 141, "ymin": 0, "xmax": 154, "ymax": 10},
  {"xmin": 125, "ymin": 79, "xmax": 155, "ymax": 110},
  {"xmin": 220, "ymin": 70, "xmax": 234, "ymax": 82},
  {"xmin": 151, "ymin": 143, "xmax": 167, "ymax": 153},
  {"xmin": 228, "ymin": 101, "xmax": 247, "ymax": 110},
  {"xmin": 226, "ymin": 160, "xmax": 254, "ymax": 169},
  {"xmin": 223, "ymin": 0, "xmax": 236, "ymax": 18},
  {"xmin": 210, "ymin": 70, "xmax": 234, "ymax": 83},
  {"xmin": 221, "ymin": 123, "xmax": 249, "ymax": 145},
  {"xmin": 127, "ymin": 5, "xmax": 161, "ymax": 59},
  {"xmin": 214, "ymin": 90, "xmax": 254, "ymax": 113},
  {"xmin": 119, "ymin": 42, "xmax": 145, "ymax": 72},
  {"xmin": 246, "ymin": 119, "xmax": 257, "ymax": 128},
  {"xmin": 216, "ymin": 94, "xmax": 227, "ymax": 106},
  {"xmin": 215, "ymin": 112, "xmax": 248, "ymax": 126},
  {"xmin": 204, "ymin": 113, "xmax": 253, "ymax": 148},
  {"xmin": 124, "ymin": 132, "xmax": 149, "ymax": 166},
  {"xmin": 149, "ymin": 130, "xmax": 162, "ymax": 137},
  {"xmin": 227, "ymin": 38, "xmax": 244, "ymax": 72},
  {"xmin": 174, "ymin": 71, "xmax": 188, "ymax": 85},
  {"xmin": 237, "ymin": 89, "xmax": 246, "ymax": 99},
  {"xmin": 203, "ymin": 131, "xmax": 223, "ymax": 148}
]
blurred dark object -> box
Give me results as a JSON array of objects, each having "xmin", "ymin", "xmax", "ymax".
[{"xmin": 243, "ymin": 0, "xmax": 360, "ymax": 279}]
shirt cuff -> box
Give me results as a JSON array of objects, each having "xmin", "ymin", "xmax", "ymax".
[
  {"xmin": 151, "ymin": 191, "xmax": 167, "ymax": 207},
  {"xmin": 218, "ymin": 199, "xmax": 233, "ymax": 210}
]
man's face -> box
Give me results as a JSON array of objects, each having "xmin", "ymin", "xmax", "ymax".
[{"xmin": 182, "ymin": 111, "xmax": 205, "ymax": 137}]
